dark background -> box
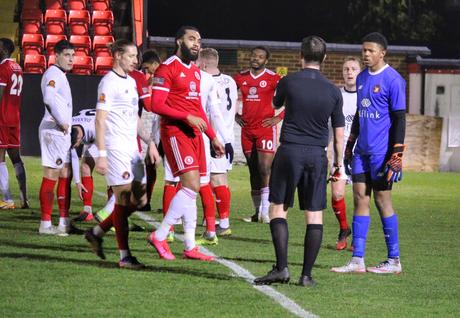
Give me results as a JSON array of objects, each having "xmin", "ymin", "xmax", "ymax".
[{"xmin": 148, "ymin": 0, "xmax": 460, "ymax": 58}]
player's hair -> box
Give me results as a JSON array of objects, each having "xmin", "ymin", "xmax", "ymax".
[
  {"xmin": 301, "ymin": 35, "xmax": 326, "ymax": 64},
  {"xmin": 141, "ymin": 49, "xmax": 161, "ymax": 64},
  {"xmin": 109, "ymin": 39, "xmax": 136, "ymax": 57},
  {"xmin": 251, "ymin": 46, "xmax": 271, "ymax": 59},
  {"xmin": 199, "ymin": 48, "xmax": 219, "ymax": 61},
  {"xmin": 54, "ymin": 40, "xmax": 75, "ymax": 54},
  {"xmin": 0, "ymin": 38, "xmax": 15, "ymax": 57},
  {"xmin": 343, "ymin": 56, "xmax": 362, "ymax": 68},
  {"xmin": 362, "ymin": 32, "xmax": 388, "ymax": 50},
  {"xmin": 174, "ymin": 25, "xmax": 200, "ymax": 54}
]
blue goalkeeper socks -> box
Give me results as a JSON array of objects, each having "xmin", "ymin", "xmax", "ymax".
[
  {"xmin": 381, "ymin": 213, "xmax": 400, "ymax": 258},
  {"xmin": 352, "ymin": 215, "xmax": 370, "ymax": 258}
]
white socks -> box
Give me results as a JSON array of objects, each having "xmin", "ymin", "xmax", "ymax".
[
  {"xmin": 0, "ymin": 162, "xmax": 12, "ymax": 201},
  {"xmin": 260, "ymin": 187, "xmax": 270, "ymax": 218}
]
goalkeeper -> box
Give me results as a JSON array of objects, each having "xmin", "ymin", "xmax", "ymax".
[{"xmin": 331, "ymin": 32, "xmax": 406, "ymax": 275}]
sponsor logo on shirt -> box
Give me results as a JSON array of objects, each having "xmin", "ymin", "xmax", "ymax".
[
  {"xmin": 361, "ymin": 98, "xmax": 371, "ymax": 108},
  {"xmin": 98, "ymin": 93, "xmax": 106, "ymax": 103},
  {"xmin": 259, "ymin": 80, "xmax": 267, "ymax": 88},
  {"xmin": 373, "ymin": 85, "xmax": 381, "ymax": 93},
  {"xmin": 184, "ymin": 156, "xmax": 194, "ymax": 165},
  {"xmin": 47, "ymin": 80, "xmax": 56, "ymax": 88},
  {"xmin": 247, "ymin": 86, "xmax": 259, "ymax": 100},
  {"xmin": 359, "ymin": 98, "xmax": 380, "ymax": 119},
  {"xmin": 152, "ymin": 77, "xmax": 165, "ymax": 85},
  {"xmin": 187, "ymin": 81, "xmax": 199, "ymax": 98}
]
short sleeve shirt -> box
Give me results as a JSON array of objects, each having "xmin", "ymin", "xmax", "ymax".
[{"xmin": 0, "ymin": 59, "xmax": 23, "ymax": 126}]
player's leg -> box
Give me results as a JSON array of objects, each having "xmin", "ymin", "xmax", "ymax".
[
  {"xmin": 330, "ymin": 178, "xmax": 351, "ymax": 250},
  {"xmin": 141, "ymin": 155, "xmax": 157, "ymax": 211},
  {"xmin": 242, "ymin": 129, "xmax": 261, "ymax": 221},
  {"xmin": 77, "ymin": 152, "xmax": 96, "ymax": 221},
  {"xmin": 56, "ymin": 164, "xmax": 72, "ymax": 235},
  {"xmin": 162, "ymin": 156, "xmax": 179, "ymax": 241},
  {"xmin": 0, "ymin": 148, "xmax": 14, "ymax": 209},
  {"xmin": 211, "ymin": 172, "xmax": 231, "ymax": 236},
  {"xmin": 7, "ymin": 143, "xmax": 29, "ymax": 208},
  {"xmin": 39, "ymin": 166, "xmax": 60, "ymax": 234}
]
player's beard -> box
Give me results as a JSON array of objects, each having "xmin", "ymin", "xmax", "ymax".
[
  {"xmin": 250, "ymin": 61, "xmax": 265, "ymax": 71},
  {"xmin": 180, "ymin": 45, "xmax": 198, "ymax": 64}
]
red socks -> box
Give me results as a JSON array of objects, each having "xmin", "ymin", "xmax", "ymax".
[
  {"xmin": 200, "ymin": 183, "xmax": 215, "ymax": 232},
  {"xmin": 39, "ymin": 177, "xmax": 56, "ymax": 221},
  {"xmin": 57, "ymin": 177, "xmax": 70, "ymax": 218},
  {"xmin": 112, "ymin": 204, "xmax": 130, "ymax": 250},
  {"xmin": 146, "ymin": 163, "xmax": 157, "ymax": 204},
  {"xmin": 214, "ymin": 185, "xmax": 231, "ymax": 219},
  {"xmin": 81, "ymin": 176, "xmax": 94, "ymax": 207},
  {"xmin": 332, "ymin": 198, "xmax": 349, "ymax": 230}
]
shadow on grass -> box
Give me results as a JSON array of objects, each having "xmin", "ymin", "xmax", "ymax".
[{"xmin": 0, "ymin": 252, "xmax": 236, "ymax": 281}]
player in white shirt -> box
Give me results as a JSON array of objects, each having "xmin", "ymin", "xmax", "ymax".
[
  {"xmin": 84, "ymin": 40, "xmax": 161, "ymax": 269},
  {"xmin": 329, "ymin": 57, "xmax": 361, "ymax": 250},
  {"xmin": 196, "ymin": 48, "xmax": 237, "ymax": 242},
  {"xmin": 38, "ymin": 40, "xmax": 75, "ymax": 236}
]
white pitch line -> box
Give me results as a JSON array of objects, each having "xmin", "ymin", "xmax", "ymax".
[{"xmin": 135, "ymin": 211, "xmax": 318, "ymax": 318}]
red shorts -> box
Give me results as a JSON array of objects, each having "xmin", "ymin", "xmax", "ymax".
[
  {"xmin": 161, "ymin": 129, "xmax": 206, "ymax": 177},
  {"xmin": 0, "ymin": 125, "xmax": 20, "ymax": 149},
  {"xmin": 241, "ymin": 125, "xmax": 278, "ymax": 154}
]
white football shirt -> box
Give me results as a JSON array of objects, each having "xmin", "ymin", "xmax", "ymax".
[
  {"xmin": 213, "ymin": 73, "xmax": 237, "ymax": 144},
  {"xmin": 72, "ymin": 108, "xmax": 96, "ymax": 145},
  {"xmin": 341, "ymin": 87, "xmax": 357, "ymax": 143}
]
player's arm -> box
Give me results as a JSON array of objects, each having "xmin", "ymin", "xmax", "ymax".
[
  {"xmin": 42, "ymin": 78, "xmax": 70, "ymax": 133},
  {"xmin": 329, "ymin": 92, "xmax": 346, "ymax": 181},
  {"xmin": 137, "ymin": 117, "xmax": 161, "ymax": 166},
  {"xmin": 95, "ymin": 109, "xmax": 108, "ymax": 175},
  {"xmin": 263, "ymin": 78, "xmax": 286, "ymax": 127},
  {"xmin": 0, "ymin": 85, "xmax": 4, "ymax": 103},
  {"xmin": 70, "ymin": 148, "xmax": 87, "ymax": 200}
]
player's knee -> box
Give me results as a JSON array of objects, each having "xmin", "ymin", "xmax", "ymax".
[
  {"xmin": 81, "ymin": 163, "xmax": 92, "ymax": 176},
  {"xmin": 331, "ymin": 191, "xmax": 344, "ymax": 201}
]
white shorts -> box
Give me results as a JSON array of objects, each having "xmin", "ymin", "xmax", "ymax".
[
  {"xmin": 82, "ymin": 143, "xmax": 99, "ymax": 159},
  {"xmin": 39, "ymin": 128, "xmax": 71, "ymax": 169},
  {"xmin": 106, "ymin": 149, "xmax": 146, "ymax": 186},
  {"xmin": 210, "ymin": 156, "xmax": 232, "ymax": 174},
  {"xmin": 163, "ymin": 134, "xmax": 211, "ymax": 184}
]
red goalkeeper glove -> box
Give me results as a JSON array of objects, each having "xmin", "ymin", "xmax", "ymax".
[{"xmin": 384, "ymin": 144, "xmax": 406, "ymax": 185}]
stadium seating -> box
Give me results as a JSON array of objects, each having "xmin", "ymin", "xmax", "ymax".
[
  {"xmin": 93, "ymin": 35, "xmax": 114, "ymax": 57},
  {"xmin": 67, "ymin": 0, "xmax": 87, "ymax": 10},
  {"xmin": 45, "ymin": 0, "xmax": 63, "ymax": 10},
  {"xmin": 21, "ymin": 9, "xmax": 43, "ymax": 34},
  {"xmin": 44, "ymin": 9, "xmax": 67, "ymax": 35},
  {"xmin": 70, "ymin": 35, "xmax": 91, "ymax": 56},
  {"xmin": 72, "ymin": 55, "xmax": 93, "ymax": 75},
  {"xmin": 23, "ymin": 0, "xmax": 41, "ymax": 10},
  {"xmin": 47, "ymin": 54, "xmax": 56, "ymax": 67},
  {"xmin": 92, "ymin": 0, "xmax": 111, "ymax": 11},
  {"xmin": 94, "ymin": 56, "xmax": 113, "ymax": 75},
  {"xmin": 68, "ymin": 10, "xmax": 90, "ymax": 35},
  {"xmin": 45, "ymin": 34, "xmax": 67, "ymax": 55},
  {"xmin": 24, "ymin": 54, "xmax": 46, "ymax": 73},
  {"xmin": 92, "ymin": 10, "xmax": 114, "ymax": 35},
  {"xmin": 22, "ymin": 33, "xmax": 44, "ymax": 55}
]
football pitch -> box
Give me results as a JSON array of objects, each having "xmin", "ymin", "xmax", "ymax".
[{"xmin": 1, "ymin": 157, "xmax": 459, "ymax": 317}]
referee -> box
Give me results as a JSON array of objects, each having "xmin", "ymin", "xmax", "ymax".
[{"xmin": 254, "ymin": 36, "xmax": 345, "ymax": 287}]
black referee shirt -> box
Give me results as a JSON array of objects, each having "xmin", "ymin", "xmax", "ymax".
[{"xmin": 273, "ymin": 68, "xmax": 344, "ymax": 147}]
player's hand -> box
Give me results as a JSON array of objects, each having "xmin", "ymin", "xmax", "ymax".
[
  {"xmin": 95, "ymin": 156, "xmax": 108, "ymax": 176},
  {"xmin": 186, "ymin": 114, "xmax": 207, "ymax": 132},
  {"xmin": 328, "ymin": 164, "xmax": 345, "ymax": 183},
  {"xmin": 343, "ymin": 136, "xmax": 356, "ymax": 175},
  {"xmin": 384, "ymin": 144, "xmax": 406, "ymax": 185},
  {"xmin": 147, "ymin": 141, "xmax": 162, "ymax": 167},
  {"xmin": 262, "ymin": 116, "xmax": 282, "ymax": 127},
  {"xmin": 235, "ymin": 113, "xmax": 245, "ymax": 127},
  {"xmin": 59, "ymin": 123, "xmax": 70, "ymax": 135},
  {"xmin": 224, "ymin": 143, "xmax": 234, "ymax": 163},
  {"xmin": 211, "ymin": 138, "xmax": 225, "ymax": 158},
  {"xmin": 76, "ymin": 182, "xmax": 88, "ymax": 201}
]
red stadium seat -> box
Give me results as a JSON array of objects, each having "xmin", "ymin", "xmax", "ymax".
[
  {"xmin": 47, "ymin": 54, "xmax": 56, "ymax": 67},
  {"xmin": 68, "ymin": 10, "xmax": 90, "ymax": 35},
  {"xmin": 21, "ymin": 9, "xmax": 43, "ymax": 34},
  {"xmin": 92, "ymin": 10, "xmax": 114, "ymax": 35},
  {"xmin": 94, "ymin": 56, "xmax": 113, "ymax": 75},
  {"xmin": 45, "ymin": 9, "xmax": 67, "ymax": 35},
  {"xmin": 23, "ymin": 0, "xmax": 41, "ymax": 10},
  {"xmin": 22, "ymin": 33, "xmax": 44, "ymax": 55},
  {"xmin": 24, "ymin": 54, "xmax": 46, "ymax": 73},
  {"xmin": 67, "ymin": 0, "xmax": 87, "ymax": 10},
  {"xmin": 46, "ymin": 34, "xmax": 67, "ymax": 55},
  {"xmin": 72, "ymin": 55, "xmax": 93, "ymax": 75},
  {"xmin": 45, "ymin": 0, "xmax": 63, "ymax": 9},
  {"xmin": 93, "ymin": 35, "xmax": 114, "ymax": 57},
  {"xmin": 92, "ymin": 0, "xmax": 110, "ymax": 11},
  {"xmin": 70, "ymin": 35, "xmax": 91, "ymax": 56}
]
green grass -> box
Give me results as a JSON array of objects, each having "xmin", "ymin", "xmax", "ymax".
[{"xmin": 1, "ymin": 157, "xmax": 459, "ymax": 317}]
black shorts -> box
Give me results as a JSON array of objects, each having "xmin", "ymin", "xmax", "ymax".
[{"xmin": 269, "ymin": 143, "xmax": 328, "ymax": 211}]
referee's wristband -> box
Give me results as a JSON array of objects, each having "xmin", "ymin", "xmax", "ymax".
[{"xmin": 98, "ymin": 150, "xmax": 107, "ymax": 157}]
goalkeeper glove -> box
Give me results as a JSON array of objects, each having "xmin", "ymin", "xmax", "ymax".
[
  {"xmin": 384, "ymin": 144, "xmax": 406, "ymax": 185},
  {"xmin": 343, "ymin": 135, "xmax": 356, "ymax": 176}
]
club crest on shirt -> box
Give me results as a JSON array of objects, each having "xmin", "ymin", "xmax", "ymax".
[
  {"xmin": 98, "ymin": 93, "xmax": 106, "ymax": 103},
  {"xmin": 56, "ymin": 158, "xmax": 62, "ymax": 165},
  {"xmin": 47, "ymin": 80, "xmax": 56, "ymax": 88},
  {"xmin": 194, "ymin": 71, "xmax": 201, "ymax": 80},
  {"xmin": 184, "ymin": 156, "xmax": 194, "ymax": 165},
  {"xmin": 259, "ymin": 80, "xmax": 267, "ymax": 88},
  {"xmin": 152, "ymin": 77, "xmax": 165, "ymax": 85},
  {"xmin": 373, "ymin": 85, "xmax": 381, "ymax": 93},
  {"xmin": 122, "ymin": 171, "xmax": 130, "ymax": 179}
]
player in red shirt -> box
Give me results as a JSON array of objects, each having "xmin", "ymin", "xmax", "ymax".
[
  {"xmin": 234, "ymin": 46, "xmax": 283, "ymax": 223},
  {"xmin": 146, "ymin": 26, "xmax": 224, "ymax": 261},
  {"xmin": 0, "ymin": 38, "xmax": 29, "ymax": 209}
]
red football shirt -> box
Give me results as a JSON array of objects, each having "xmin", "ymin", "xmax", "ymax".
[
  {"xmin": 0, "ymin": 59, "xmax": 23, "ymax": 126},
  {"xmin": 129, "ymin": 69, "xmax": 151, "ymax": 114},
  {"xmin": 233, "ymin": 68, "xmax": 280, "ymax": 129}
]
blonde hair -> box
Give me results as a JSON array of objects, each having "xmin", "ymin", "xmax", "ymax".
[{"xmin": 343, "ymin": 56, "xmax": 361, "ymax": 68}]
